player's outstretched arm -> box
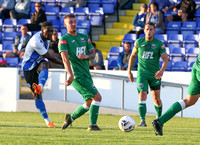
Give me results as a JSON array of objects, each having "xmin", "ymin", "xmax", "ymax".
[
  {"xmin": 60, "ymin": 51, "xmax": 74, "ymax": 86},
  {"xmin": 155, "ymin": 52, "xmax": 168, "ymax": 79},
  {"xmin": 78, "ymin": 49, "xmax": 95, "ymax": 60},
  {"xmin": 128, "ymin": 50, "xmax": 137, "ymax": 82},
  {"xmin": 43, "ymin": 51, "xmax": 63, "ymax": 65}
]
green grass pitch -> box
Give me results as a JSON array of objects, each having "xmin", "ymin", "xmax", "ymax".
[{"xmin": 0, "ymin": 112, "xmax": 200, "ymax": 144}]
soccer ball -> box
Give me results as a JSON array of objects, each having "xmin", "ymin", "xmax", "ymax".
[{"xmin": 118, "ymin": 116, "xmax": 135, "ymax": 132}]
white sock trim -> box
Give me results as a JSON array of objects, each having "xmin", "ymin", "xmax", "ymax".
[
  {"xmin": 83, "ymin": 103, "xmax": 90, "ymax": 110},
  {"xmin": 178, "ymin": 100, "xmax": 186, "ymax": 110},
  {"xmin": 139, "ymin": 100, "xmax": 146, "ymax": 104},
  {"xmin": 91, "ymin": 100, "xmax": 101, "ymax": 106},
  {"xmin": 154, "ymin": 103, "xmax": 162, "ymax": 107}
]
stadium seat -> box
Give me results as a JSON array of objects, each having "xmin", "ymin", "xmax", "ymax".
[
  {"xmin": 75, "ymin": 7, "xmax": 89, "ymax": 21},
  {"xmin": 0, "ymin": 32, "xmax": 2, "ymax": 44},
  {"xmin": 107, "ymin": 46, "xmax": 123, "ymax": 58},
  {"xmin": 181, "ymin": 21, "xmax": 196, "ymax": 36},
  {"xmin": 57, "ymin": 0, "xmax": 68, "ymax": 7},
  {"xmin": 168, "ymin": 34, "xmax": 183, "ymax": 49},
  {"xmin": 154, "ymin": 34, "xmax": 168, "ymax": 46},
  {"xmin": 89, "ymin": 7, "xmax": 104, "ymax": 26},
  {"xmin": 2, "ymin": 19, "xmax": 17, "ymax": 32},
  {"xmin": 171, "ymin": 61, "xmax": 188, "ymax": 71},
  {"xmin": 186, "ymin": 47, "xmax": 199, "ymax": 57},
  {"xmin": 17, "ymin": 19, "xmax": 31, "ymax": 31},
  {"xmin": 5, "ymin": 57, "xmax": 19, "ymax": 67},
  {"xmin": 59, "ymin": 7, "xmax": 74, "ymax": 23},
  {"xmin": 195, "ymin": 8, "xmax": 200, "ymax": 22},
  {"xmin": 42, "ymin": 0, "xmax": 56, "ymax": 5},
  {"xmin": 139, "ymin": 33, "xmax": 145, "ymax": 38},
  {"xmin": 61, "ymin": 27, "xmax": 67, "ymax": 36},
  {"xmin": 187, "ymin": 61, "xmax": 195, "ymax": 71},
  {"xmin": 166, "ymin": 21, "xmax": 181, "ymax": 36},
  {"xmin": 102, "ymin": 0, "xmax": 115, "ymax": 14},
  {"xmin": 2, "ymin": 32, "xmax": 17, "ymax": 50},
  {"xmin": 108, "ymin": 55, "xmax": 118, "ymax": 70},
  {"xmin": 2, "ymin": 44, "xmax": 13, "ymax": 52},
  {"xmin": 183, "ymin": 34, "xmax": 198, "ymax": 50},
  {"xmin": 122, "ymin": 34, "xmax": 137, "ymax": 43},
  {"xmin": 160, "ymin": 60, "xmax": 172, "ymax": 71},
  {"xmin": 77, "ymin": 20, "xmax": 91, "ymax": 34},
  {"xmin": 50, "ymin": 19, "xmax": 61, "ymax": 32},
  {"xmin": 170, "ymin": 47, "xmax": 185, "ymax": 61},
  {"xmin": 87, "ymin": 0, "xmax": 101, "ymax": 9},
  {"xmin": 45, "ymin": 5, "xmax": 60, "ymax": 21},
  {"xmin": 196, "ymin": 22, "xmax": 200, "ymax": 34}
]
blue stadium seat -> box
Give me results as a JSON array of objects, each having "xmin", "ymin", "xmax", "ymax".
[
  {"xmin": 75, "ymin": 7, "xmax": 89, "ymax": 21},
  {"xmin": 160, "ymin": 60, "xmax": 172, "ymax": 71},
  {"xmin": 139, "ymin": 33, "xmax": 145, "ymax": 38},
  {"xmin": 122, "ymin": 34, "xmax": 137, "ymax": 43},
  {"xmin": 2, "ymin": 44, "xmax": 13, "ymax": 54},
  {"xmin": 50, "ymin": 19, "xmax": 61, "ymax": 32},
  {"xmin": 0, "ymin": 32, "xmax": 2, "ymax": 44},
  {"xmin": 2, "ymin": 32, "xmax": 17, "ymax": 50},
  {"xmin": 183, "ymin": 34, "xmax": 198, "ymax": 50},
  {"xmin": 195, "ymin": 8, "xmax": 200, "ymax": 22},
  {"xmin": 185, "ymin": 48, "xmax": 199, "ymax": 64},
  {"xmin": 107, "ymin": 46, "xmax": 123, "ymax": 58},
  {"xmin": 43, "ymin": 0, "xmax": 56, "ymax": 5},
  {"xmin": 196, "ymin": 22, "xmax": 200, "ymax": 34},
  {"xmin": 154, "ymin": 34, "xmax": 168, "ymax": 45},
  {"xmin": 165, "ymin": 47, "xmax": 171, "ymax": 57},
  {"xmin": 45, "ymin": 5, "xmax": 60, "ymax": 21},
  {"xmin": 77, "ymin": 20, "xmax": 91, "ymax": 34},
  {"xmin": 87, "ymin": 0, "xmax": 101, "ymax": 9},
  {"xmin": 61, "ymin": 27, "xmax": 67, "ymax": 36},
  {"xmin": 181, "ymin": 21, "xmax": 196, "ymax": 36},
  {"xmin": 108, "ymin": 55, "xmax": 118, "ymax": 70},
  {"xmin": 170, "ymin": 47, "xmax": 185, "ymax": 61},
  {"xmin": 166, "ymin": 21, "xmax": 181, "ymax": 36},
  {"xmin": 5, "ymin": 57, "xmax": 19, "ymax": 67},
  {"xmin": 17, "ymin": 19, "xmax": 31, "ymax": 31},
  {"xmin": 57, "ymin": 0, "xmax": 68, "ymax": 7},
  {"xmin": 168, "ymin": 34, "xmax": 183, "ymax": 49},
  {"xmin": 171, "ymin": 61, "xmax": 188, "ymax": 71},
  {"xmin": 187, "ymin": 61, "xmax": 195, "ymax": 71},
  {"xmin": 89, "ymin": 7, "xmax": 104, "ymax": 26},
  {"xmin": 2, "ymin": 19, "xmax": 17, "ymax": 32},
  {"xmin": 59, "ymin": 7, "xmax": 74, "ymax": 23},
  {"xmin": 102, "ymin": 0, "xmax": 115, "ymax": 14}
]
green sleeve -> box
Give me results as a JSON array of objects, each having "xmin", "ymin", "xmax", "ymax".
[{"xmin": 58, "ymin": 36, "xmax": 68, "ymax": 53}]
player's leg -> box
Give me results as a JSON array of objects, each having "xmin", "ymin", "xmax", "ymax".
[
  {"xmin": 137, "ymin": 77, "xmax": 148, "ymax": 127},
  {"xmin": 32, "ymin": 61, "xmax": 49, "ymax": 94},
  {"xmin": 88, "ymin": 92, "xmax": 102, "ymax": 131},
  {"xmin": 151, "ymin": 87, "xmax": 162, "ymax": 118}
]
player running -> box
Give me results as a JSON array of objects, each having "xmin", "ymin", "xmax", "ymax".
[
  {"xmin": 22, "ymin": 21, "xmax": 63, "ymax": 128},
  {"xmin": 58, "ymin": 14, "xmax": 102, "ymax": 131},
  {"xmin": 128, "ymin": 22, "xmax": 168, "ymax": 127}
]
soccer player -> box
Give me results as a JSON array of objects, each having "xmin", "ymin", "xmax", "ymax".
[
  {"xmin": 128, "ymin": 22, "xmax": 168, "ymax": 127},
  {"xmin": 22, "ymin": 21, "xmax": 63, "ymax": 128},
  {"xmin": 58, "ymin": 14, "xmax": 102, "ymax": 131},
  {"xmin": 152, "ymin": 54, "xmax": 200, "ymax": 136}
]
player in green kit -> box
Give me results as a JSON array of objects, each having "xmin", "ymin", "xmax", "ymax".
[
  {"xmin": 152, "ymin": 41, "xmax": 200, "ymax": 136},
  {"xmin": 58, "ymin": 14, "xmax": 102, "ymax": 131},
  {"xmin": 128, "ymin": 22, "xmax": 168, "ymax": 127}
]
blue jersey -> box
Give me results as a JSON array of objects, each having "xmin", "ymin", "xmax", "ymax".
[{"xmin": 22, "ymin": 32, "xmax": 50, "ymax": 71}]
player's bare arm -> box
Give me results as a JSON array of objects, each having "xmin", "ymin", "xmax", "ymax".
[
  {"xmin": 43, "ymin": 51, "xmax": 63, "ymax": 65},
  {"xmin": 155, "ymin": 53, "xmax": 168, "ymax": 79},
  {"xmin": 60, "ymin": 51, "xmax": 74, "ymax": 86},
  {"xmin": 78, "ymin": 49, "xmax": 95, "ymax": 60},
  {"xmin": 128, "ymin": 50, "xmax": 138, "ymax": 82}
]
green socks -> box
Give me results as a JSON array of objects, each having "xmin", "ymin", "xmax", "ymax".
[
  {"xmin": 89, "ymin": 101, "xmax": 100, "ymax": 125},
  {"xmin": 159, "ymin": 101, "xmax": 185, "ymax": 125},
  {"xmin": 154, "ymin": 104, "xmax": 162, "ymax": 117},
  {"xmin": 138, "ymin": 103, "xmax": 146, "ymax": 120},
  {"xmin": 71, "ymin": 104, "xmax": 89, "ymax": 120}
]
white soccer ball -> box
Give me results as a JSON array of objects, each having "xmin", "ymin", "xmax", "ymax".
[{"xmin": 118, "ymin": 116, "xmax": 135, "ymax": 132}]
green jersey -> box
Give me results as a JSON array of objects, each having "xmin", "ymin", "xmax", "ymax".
[
  {"xmin": 134, "ymin": 37, "xmax": 166, "ymax": 77},
  {"xmin": 192, "ymin": 50, "xmax": 200, "ymax": 71},
  {"xmin": 58, "ymin": 33, "xmax": 93, "ymax": 79}
]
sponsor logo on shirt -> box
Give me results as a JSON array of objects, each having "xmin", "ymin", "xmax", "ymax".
[
  {"xmin": 58, "ymin": 40, "xmax": 67, "ymax": 45},
  {"xmin": 80, "ymin": 38, "xmax": 85, "ymax": 43},
  {"xmin": 139, "ymin": 83, "xmax": 144, "ymax": 88},
  {"xmin": 88, "ymin": 39, "xmax": 91, "ymax": 43},
  {"xmin": 161, "ymin": 45, "xmax": 165, "ymax": 49}
]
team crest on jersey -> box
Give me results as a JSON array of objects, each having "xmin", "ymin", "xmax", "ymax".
[
  {"xmin": 151, "ymin": 44, "xmax": 156, "ymax": 49},
  {"xmin": 92, "ymin": 84, "xmax": 96, "ymax": 89},
  {"xmin": 161, "ymin": 45, "xmax": 165, "ymax": 49},
  {"xmin": 139, "ymin": 83, "xmax": 144, "ymax": 88},
  {"xmin": 80, "ymin": 38, "xmax": 85, "ymax": 43},
  {"xmin": 59, "ymin": 40, "xmax": 67, "ymax": 45},
  {"xmin": 88, "ymin": 39, "xmax": 91, "ymax": 43},
  {"xmin": 144, "ymin": 44, "xmax": 151, "ymax": 50}
]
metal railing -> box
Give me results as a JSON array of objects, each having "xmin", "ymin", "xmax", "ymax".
[{"xmin": 90, "ymin": 72, "xmax": 189, "ymax": 117}]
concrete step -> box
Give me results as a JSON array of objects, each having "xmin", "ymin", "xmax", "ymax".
[
  {"xmin": 106, "ymin": 28, "xmax": 130, "ymax": 35},
  {"xmin": 99, "ymin": 34, "xmax": 124, "ymax": 41},
  {"xmin": 113, "ymin": 22, "xmax": 134, "ymax": 29},
  {"xmin": 132, "ymin": 3, "xmax": 143, "ymax": 10},
  {"xmin": 126, "ymin": 10, "xmax": 140, "ymax": 16},
  {"xmin": 139, "ymin": 0, "xmax": 149, "ymax": 4},
  {"xmin": 120, "ymin": 16, "xmax": 134, "ymax": 23}
]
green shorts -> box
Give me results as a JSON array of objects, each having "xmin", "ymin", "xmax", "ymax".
[
  {"xmin": 72, "ymin": 76, "xmax": 98, "ymax": 101},
  {"xmin": 137, "ymin": 75, "xmax": 161, "ymax": 93},
  {"xmin": 187, "ymin": 67, "xmax": 200, "ymax": 95}
]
